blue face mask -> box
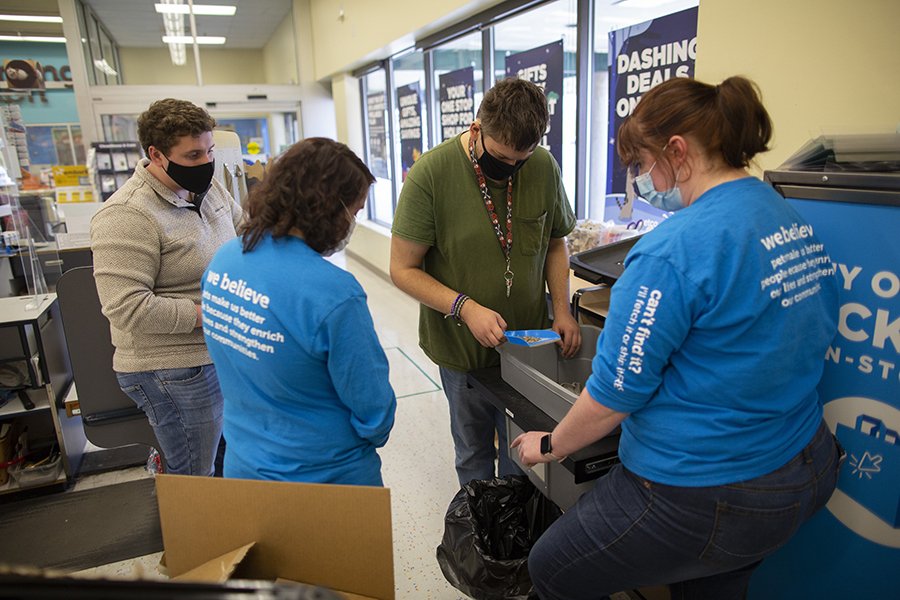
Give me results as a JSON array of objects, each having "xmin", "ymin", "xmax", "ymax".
[{"xmin": 633, "ymin": 152, "xmax": 684, "ymax": 212}]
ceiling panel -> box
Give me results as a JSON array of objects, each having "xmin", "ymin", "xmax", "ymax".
[{"xmin": 0, "ymin": 0, "xmax": 293, "ymax": 50}]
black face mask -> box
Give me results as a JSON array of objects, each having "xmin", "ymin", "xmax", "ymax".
[
  {"xmin": 165, "ymin": 157, "xmax": 215, "ymax": 196},
  {"xmin": 478, "ymin": 136, "xmax": 528, "ymax": 180}
]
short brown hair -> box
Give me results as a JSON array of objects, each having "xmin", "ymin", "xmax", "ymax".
[
  {"xmin": 240, "ymin": 138, "xmax": 375, "ymax": 254},
  {"xmin": 617, "ymin": 76, "xmax": 772, "ymax": 175},
  {"xmin": 137, "ymin": 98, "xmax": 218, "ymax": 156},
  {"xmin": 477, "ymin": 77, "xmax": 549, "ymax": 151}
]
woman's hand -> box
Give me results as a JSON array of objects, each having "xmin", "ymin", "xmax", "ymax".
[{"xmin": 511, "ymin": 430, "xmax": 560, "ymax": 468}]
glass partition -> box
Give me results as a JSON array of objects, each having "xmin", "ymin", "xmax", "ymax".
[{"xmin": 0, "ymin": 112, "xmax": 57, "ymax": 301}]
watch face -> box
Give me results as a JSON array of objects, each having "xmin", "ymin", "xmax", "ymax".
[{"xmin": 540, "ymin": 434, "xmax": 551, "ymax": 455}]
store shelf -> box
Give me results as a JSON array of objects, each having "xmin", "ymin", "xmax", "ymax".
[
  {"xmin": 0, "ymin": 466, "xmax": 66, "ymax": 495},
  {"xmin": 0, "ymin": 294, "xmax": 54, "ymax": 325},
  {"xmin": 0, "ymin": 295, "xmax": 75, "ymax": 498},
  {"xmin": 0, "ymin": 389, "xmax": 51, "ymax": 419}
]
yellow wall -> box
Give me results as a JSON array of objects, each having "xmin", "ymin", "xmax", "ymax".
[
  {"xmin": 695, "ymin": 0, "xmax": 900, "ymax": 173},
  {"xmin": 308, "ymin": 0, "xmax": 506, "ymax": 80},
  {"xmin": 263, "ymin": 11, "xmax": 299, "ymax": 85},
  {"xmin": 119, "ymin": 47, "xmax": 267, "ymax": 85}
]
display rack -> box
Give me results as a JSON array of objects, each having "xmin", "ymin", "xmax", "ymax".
[{"xmin": 91, "ymin": 141, "xmax": 141, "ymax": 201}]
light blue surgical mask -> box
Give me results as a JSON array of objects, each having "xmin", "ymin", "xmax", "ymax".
[
  {"xmin": 633, "ymin": 149, "xmax": 685, "ymax": 212},
  {"xmin": 322, "ymin": 207, "xmax": 356, "ymax": 257}
]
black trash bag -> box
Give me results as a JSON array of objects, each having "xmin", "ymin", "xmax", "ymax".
[{"xmin": 436, "ymin": 475, "xmax": 562, "ymax": 600}]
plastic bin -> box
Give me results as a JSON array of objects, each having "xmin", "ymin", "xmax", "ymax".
[
  {"xmin": 497, "ymin": 325, "xmax": 602, "ymax": 423},
  {"xmin": 10, "ymin": 450, "xmax": 62, "ymax": 488}
]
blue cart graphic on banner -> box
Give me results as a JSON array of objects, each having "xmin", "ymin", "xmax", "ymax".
[{"xmin": 837, "ymin": 415, "xmax": 900, "ymax": 528}]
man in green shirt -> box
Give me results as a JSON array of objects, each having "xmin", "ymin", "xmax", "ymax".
[{"xmin": 390, "ymin": 77, "xmax": 580, "ymax": 486}]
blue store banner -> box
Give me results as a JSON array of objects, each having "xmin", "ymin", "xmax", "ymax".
[
  {"xmin": 439, "ymin": 67, "xmax": 475, "ymax": 143},
  {"xmin": 606, "ymin": 7, "xmax": 697, "ymax": 198},
  {"xmin": 505, "ymin": 40, "xmax": 564, "ymax": 171},
  {"xmin": 396, "ymin": 82, "xmax": 423, "ymax": 182},
  {"xmin": 749, "ymin": 194, "xmax": 900, "ymax": 598}
]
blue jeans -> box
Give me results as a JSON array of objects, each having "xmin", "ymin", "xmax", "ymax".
[
  {"xmin": 117, "ymin": 364, "xmax": 224, "ymax": 477},
  {"xmin": 529, "ymin": 419, "xmax": 841, "ymax": 600},
  {"xmin": 439, "ymin": 366, "xmax": 524, "ymax": 487}
]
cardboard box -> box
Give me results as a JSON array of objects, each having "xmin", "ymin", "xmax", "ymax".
[{"xmin": 155, "ymin": 474, "xmax": 394, "ymax": 600}]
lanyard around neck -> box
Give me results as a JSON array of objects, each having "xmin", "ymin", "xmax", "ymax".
[{"xmin": 468, "ymin": 136, "xmax": 514, "ymax": 297}]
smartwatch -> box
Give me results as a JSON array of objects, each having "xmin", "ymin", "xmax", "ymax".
[{"xmin": 541, "ymin": 434, "xmax": 561, "ymax": 461}]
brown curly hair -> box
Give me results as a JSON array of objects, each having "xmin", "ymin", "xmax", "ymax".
[
  {"xmin": 240, "ymin": 138, "xmax": 375, "ymax": 254},
  {"xmin": 137, "ymin": 98, "xmax": 218, "ymax": 156}
]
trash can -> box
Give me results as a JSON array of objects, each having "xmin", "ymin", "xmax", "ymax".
[{"xmin": 436, "ymin": 475, "xmax": 561, "ymax": 600}]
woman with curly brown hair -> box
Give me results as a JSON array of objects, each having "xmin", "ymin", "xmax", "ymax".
[{"xmin": 201, "ymin": 137, "xmax": 396, "ymax": 486}]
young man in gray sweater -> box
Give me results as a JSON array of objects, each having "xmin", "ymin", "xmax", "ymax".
[{"xmin": 90, "ymin": 99, "xmax": 244, "ymax": 476}]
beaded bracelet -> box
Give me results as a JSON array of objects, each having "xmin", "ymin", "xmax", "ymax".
[
  {"xmin": 444, "ymin": 293, "xmax": 470, "ymax": 324},
  {"xmin": 456, "ymin": 296, "xmax": 470, "ymax": 320}
]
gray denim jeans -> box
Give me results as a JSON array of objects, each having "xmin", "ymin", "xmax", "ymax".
[{"xmin": 117, "ymin": 364, "xmax": 224, "ymax": 476}]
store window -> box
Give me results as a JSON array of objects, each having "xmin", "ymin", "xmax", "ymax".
[
  {"xmin": 355, "ymin": 0, "xmax": 702, "ymax": 226},
  {"xmin": 494, "ymin": 0, "xmax": 578, "ymax": 209},
  {"xmin": 87, "ymin": 15, "xmax": 104, "ymax": 83},
  {"xmin": 431, "ymin": 31, "xmax": 484, "ymax": 145},
  {"xmin": 101, "ymin": 115, "xmax": 139, "ymax": 143},
  {"xmin": 391, "ymin": 50, "xmax": 428, "ymax": 205},
  {"xmin": 590, "ymin": 0, "xmax": 699, "ymax": 220},
  {"xmin": 98, "ymin": 25, "xmax": 121, "ymax": 86},
  {"xmin": 362, "ymin": 69, "xmax": 393, "ymax": 227},
  {"xmin": 75, "ymin": 0, "xmax": 96, "ymax": 86},
  {"xmin": 215, "ymin": 118, "xmax": 271, "ymax": 162}
]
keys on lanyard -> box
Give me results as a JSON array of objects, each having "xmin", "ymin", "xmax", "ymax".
[{"xmin": 469, "ymin": 137, "xmax": 514, "ymax": 297}]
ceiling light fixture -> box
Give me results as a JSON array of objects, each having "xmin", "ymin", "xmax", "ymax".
[
  {"xmin": 0, "ymin": 14, "xmax": 64, "ymax": 23},
  {"xmin": 154, "ymin": 4, "xmax": 237, "ymax": 16},
  {"xmin": 162, "ymin": 35, "xmax": 226, "ymax": 44},
  {"xmin": 0, "ymin": 34, "xmax": 66, "ymax": 43},
  {"xmin": 161, "ymin": 0, "xmax": 187, "ymax": 66},
  {"xmin": 612, "ymin": 0, "xmax": 673, "ymax": 7}
]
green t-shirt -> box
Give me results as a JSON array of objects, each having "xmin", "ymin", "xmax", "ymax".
[{"xmin": 392, "ymin": 134, "xmax": 576, "ymax": 372}]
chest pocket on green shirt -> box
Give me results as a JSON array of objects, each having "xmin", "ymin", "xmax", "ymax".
[{"xmin": 517, "ymin": 211, "xmax": 547, "ymax": 256}]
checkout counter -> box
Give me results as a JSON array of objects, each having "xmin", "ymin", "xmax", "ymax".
[{"xmin": 467, "ymin": 236, "xmax": 640, "ymax": 510}]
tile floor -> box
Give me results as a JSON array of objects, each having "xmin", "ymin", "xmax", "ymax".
[{"xmin": 68, "ymin": 252, "xmax": 637, "ymax": 600}]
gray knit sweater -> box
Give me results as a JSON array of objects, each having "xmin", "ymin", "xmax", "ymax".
[{"xmin": 90, "ymin": 159, "xmax": 244, "ymax": 373}]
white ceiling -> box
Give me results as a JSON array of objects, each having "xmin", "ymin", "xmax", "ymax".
[{"xmin": 0, "ymin": 0, "xmax": 293, "ymax": 50}]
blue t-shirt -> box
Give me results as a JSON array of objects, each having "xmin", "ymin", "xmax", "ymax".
[
  {"xmin": 201, "ymin": 234, "xmax": 396, "ymax": 486},
  {"xmin": 586, "ymin": 177, "xmax": 839, "ymax": 486}
]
